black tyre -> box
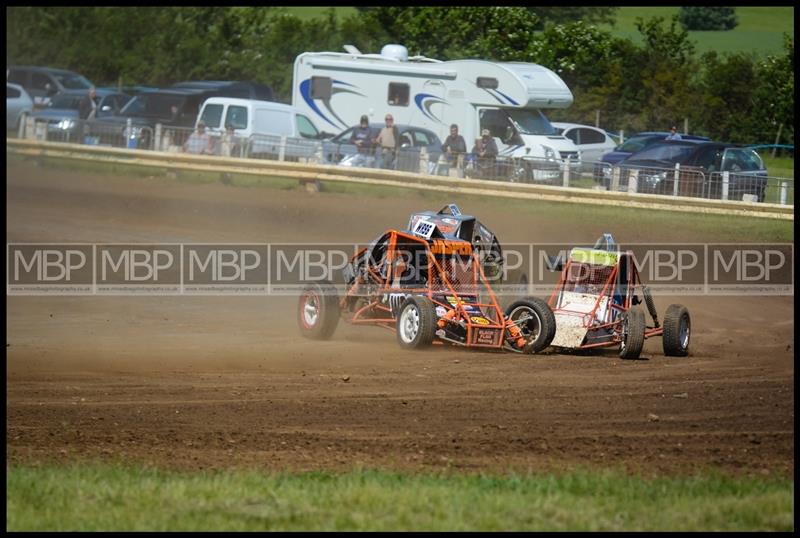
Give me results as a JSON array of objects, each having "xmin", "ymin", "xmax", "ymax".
[
  {"xmin": 619, "ymin": 308, "xmax": 645, "ymax": 359},
  {"xmin": 662, "ymin": 304, "xmax": 691, "ymax": 357},
  {"xmin": 396, "ymin": 296, "xmax": 437, "ymax": 349},
  {"xmin": 297, "ymin": 280, "xmax": 340, "ymax": 340},
  {"xmin": 504, "ymin": 297, "xmax": 556, "ymax": 354}
]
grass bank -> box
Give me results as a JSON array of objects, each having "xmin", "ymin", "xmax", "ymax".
[
  {"xmin": 7, "ymin": 153, "xmax": 793, "ymax": 243},
  {"xmin": 6, "ymin": 464, "xmax": 794, "ymax": 531}
]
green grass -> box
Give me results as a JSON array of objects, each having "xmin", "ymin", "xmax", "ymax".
[
  {"xmin": 6, "ymin": 464, "xmax": 794, "ymax": 531},
  {"xmin": 599, "ymin": 7, "xmax": 794, "ymax": 57}
]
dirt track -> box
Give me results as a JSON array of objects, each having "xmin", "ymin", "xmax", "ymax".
[{"xmin": 6, "ymin": 161, "xmax": 794, "ymax": 477}]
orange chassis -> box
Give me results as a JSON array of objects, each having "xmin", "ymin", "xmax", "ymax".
[{"xmin": 340, "ymin": 230, "xmax": 527, "ymax": 351}]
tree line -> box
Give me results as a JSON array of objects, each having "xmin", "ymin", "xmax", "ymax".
[{"xmin": 6, "ymin": 7, "xmax": 793, "ymax": 147}]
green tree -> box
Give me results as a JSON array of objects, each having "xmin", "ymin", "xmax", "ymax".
[{"xmin": 679, "ymin": 7, "xmax": 738, "ymax": 31}]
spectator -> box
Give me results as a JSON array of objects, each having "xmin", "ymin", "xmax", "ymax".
[
  {"xmin": 183, "ymin": 120, "xmax": 212, "ymax": 155},
  {"xmin": 220, "ymin": 124, "xmax": 241, "ymax": 157},
  {"xmin": 478, "ymin": 128, "xmax": 498, "ymax": 159},
  {"xmin": 665, "ymin": 125, "xmax": 682, "ymax": 141},
  {"xmin": 441, "ymin": 123, "xmax": 467, "ymax": 164},
  {"xmin": 374, "ymin": 113, "xmax": 400, "ymax": 169},
  {"xmin": 78, "ymin": 86, "xmax": 97, "ymax": 120},
  {"xmin": 349, "ymin": 115, "xmax": 373, "ymax": 154}
]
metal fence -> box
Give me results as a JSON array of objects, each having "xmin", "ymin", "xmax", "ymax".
[{"xmin": 13, "ymin": 117, "xmax": 794, "ymax": 206}]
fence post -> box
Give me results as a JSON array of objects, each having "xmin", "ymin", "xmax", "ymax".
[
  {"xmin": 278, "ymin": 136, "xmax": 286, "ymax": 161},
  {"xmin": 562, "ymin": 158, "xmax": 570, "ymax": 187},
  {"xmin": 721, "ymin": 171, "xmax": 729, "ymax": 201},
  {"xmin": 610, "ymin": 166, "xmax": 620, "ymax": 191},
  {"xmin": 419, "ymin": 147, "xmax": 429, "ymax": 175},
  {"xmin": 125, "ymin": 118, "xmax": 135, "ymax": 149},
  {"xmin": 34, "ymin": 119, "xmax": 46, "ymax": 141},
  {"xmin": 619, "ymin": 129, "xmax": 624, "ymax": 144},
  {"xmin": 628, "ymin": 169, "xmax": 638, "ymax": 193},
  {"xmin": 780, "ymin": 182, "xmax": 788, "ymax": 205},
  {"xmin": 673, "ymin": 163, "xmax": 680, "ymax": 197},
  {"xmin": 154, "ymin": 123, "xmax": 162, "ymax": 152},
  {"xmin": 25, "ymin": 116, "xmax": 37, "ymax": 140}
]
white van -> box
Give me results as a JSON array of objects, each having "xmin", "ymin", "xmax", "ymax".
[
  {"xmin": 196, "ymin": 97, "xmax": 333, "ymax": 160},
  {"xmin": 197, "ymin": 97, "xmax": 325, "ymax": 139}
]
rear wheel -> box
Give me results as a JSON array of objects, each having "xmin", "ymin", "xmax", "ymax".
[
  {"xmin": 504, "ymin": 297, "xmax": 556, "ymax": 354},
  {"xmin": 662, "ymin": 304, "xmax": 690, "ymax": 357},
  {"xmin": 396, "ymin": 296, "xmax": 437, "ymax": 349},
  {"xmin": 297, "ymin": 280, "xmax": 340, "ymax": 340},
  {"xmin": 619, "ymin": 308, "xmax": 645, "ymax": 359}
]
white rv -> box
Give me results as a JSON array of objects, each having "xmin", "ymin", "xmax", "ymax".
[{"xmin": 291, "ymin": 44, "xmax": 581, "ymax": 180}]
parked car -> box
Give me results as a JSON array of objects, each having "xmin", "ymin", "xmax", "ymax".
[
  {"xmin": 90, "ymin": 82, "xmax": 279, "ymax": 149},
  {"xmin": 7, "ymin": 82, "xmax": 33, "ymax": 131},
  {"xmin": 323, "ymin": 123, "xmax": 442, "ymax": 172},
  {"xmin": 550, "ymin": 122, "xmax": 617, "ymax": 165},
  {"xmin": 612, "ymin": 141, "xmax": 769, "ymax": 202},
  {"xmin": 31, "ymin": 89, "xmax": 131, "ymax": 141},
  {"xmin": 170, "ymin": 80, "xmax": 274, "ymax": 102},
  {"xmin": 593, "ymin": 131, "xmax": 711, "ymax": 181},
  {"xmin": 96, "ymin": 85, "xmax": 159, "ymax": 97},
  {"xmin": 6, "ymin": 65, "xmax": 93, "ymax": 108}
]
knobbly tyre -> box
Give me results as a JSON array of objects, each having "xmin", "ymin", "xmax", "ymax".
[
  {"xmin": 546, "ymin": 234, "xmax": 691, "ymax": 359},
  {"xmin": 297, "ymin": 204, "xmax": 555, "ymax": 353}
]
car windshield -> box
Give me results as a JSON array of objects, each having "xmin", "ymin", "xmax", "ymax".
[
  {"xmin": 626, "ymin": 144, "xmax": 697, "ymax": 164},
  {"xmin": 54, "ymin": 74, "xmax": 92, "ymax": 90},
  {"xmin": 504, "ymin": 109, "xmax": 557, "ymax": 136},
  {"xmin": 120, "ymin": 94, "xmax": 185, "ymax": 119},
  {"xmin": 49, "ymin": 95, "xmax": 83, "ymax": 109}
]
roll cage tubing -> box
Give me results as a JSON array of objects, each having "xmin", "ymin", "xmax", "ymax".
[
  {"xmin": 341, "ymin": 230, "xmax": 508, "ymax": 344},
  {"xmin": 546, "ymin": 252, "xmax": 664, "ymax": 349}
]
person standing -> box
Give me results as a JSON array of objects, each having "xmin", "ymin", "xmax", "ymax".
[
  {"xmin": 348, "ymin": 114, "xmax": 373, "ymax": 166},
  {"xmin": 665, "ymin": 125, "xmax": 682, "ymax": 141},
  {"xmin": 78, "ymin": 86, "xmax": 98, "ymax": 120},
  {"xmin": 183, "ymin": 121, "xmax": 213, "ymax": 155},
  {"xmin": 374, "ymin": 113, "xmax": 400, "ymax": 169},
  {"xmin": 442, "ymin": 123, "xmax": 467, "ymax": 162}
]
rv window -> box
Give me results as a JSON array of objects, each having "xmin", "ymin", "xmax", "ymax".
[
  {"xmin": 311, "ymin": 77, "xmax": 332, "ymax": 99},
  {"xmin": 296, "ymin": 114, "xmax": 320, "ymax": 139},
  {"xmin": 388, "ymin": 83, "xmax": 409, "ymax": 106},
  {"xmin": 476, "ymin": 77, "xmax": 498, "ymax": 89},
  {"xmin": 225, "ymin": 106, "xmax": 248, "ymax": 130},
  {"xmin": 200, "ymin": 104, "xmax": 224, "ymax": 129}
]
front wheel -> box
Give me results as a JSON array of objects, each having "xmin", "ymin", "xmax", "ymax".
[
  {"xmin": 396, "ymin": 296, "xmax": 437, "ymax": 349},
  {"xmin": 297, "ymin": 280, "xmax": 340, "ymax": 340},
  {"xmin": 619, "ymin": 308, "xmax": 645, "ymax": 359},
  {"xmin": 662, "ymin": 304, "xmax": 690, "ymax": 357},
  {"xmin": 504, "ymin": 297, "xmax": 556, "ymax": 354}
]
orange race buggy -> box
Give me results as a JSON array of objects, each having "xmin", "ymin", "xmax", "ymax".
[
  {"xmin": 297, "ymin": 204, "xmax": 555, "ymax": 353},
  {"xmin": 546, "ymin": 234, "xmax": 691, "ymax": 359}
]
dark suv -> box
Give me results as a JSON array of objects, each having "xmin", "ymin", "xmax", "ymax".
[
  {"xmin": 89, "ymin": 81, "xmax": 275, "ymax": 149},
  {"xmin": 614, "ymin": 141, "xmax": 769, "ymax": 202},
  {"xmin": 6, "ymin": 65, "xmax": 93, "ymax": 108},
  {"xmin": 593, "ymin": 131, "xmax": 710, "ymax": 182},
  {"xmin": 169, "ymin": 80, "xmax": 273, "ymax": 101}
]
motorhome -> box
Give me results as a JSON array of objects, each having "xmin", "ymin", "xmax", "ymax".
[{"xmin": 291, "ymin": 44, "xmax": 581, "ymax": 180}]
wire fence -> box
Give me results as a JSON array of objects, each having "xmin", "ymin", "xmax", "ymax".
[{"xmin": 13, "ymin": 116, "xmax": 794, "ymax": 206}]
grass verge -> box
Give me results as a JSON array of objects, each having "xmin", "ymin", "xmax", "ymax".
[
  {"xmin": 7, "ymin": 153, "xmax": 793, "ymax": 242},
  {"xmin": 6, "ymin": 464, "xmax": 794, "ymax": 531}
]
